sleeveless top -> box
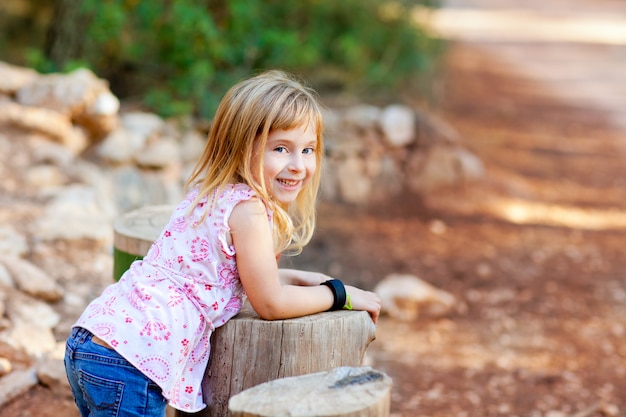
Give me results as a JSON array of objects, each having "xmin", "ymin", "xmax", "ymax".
[{"xmin": 74, "ymin": 183, "xmax": 265, "ymax": 412}]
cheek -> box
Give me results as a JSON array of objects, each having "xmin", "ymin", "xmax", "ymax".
[{"xmin": 305, "ymin": 158, "xmax": 317, "ymax": 176}]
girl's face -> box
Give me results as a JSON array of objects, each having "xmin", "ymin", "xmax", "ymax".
[{"xmin": 257, "ymin": 124, "xmax": 318, "ymax": 205}]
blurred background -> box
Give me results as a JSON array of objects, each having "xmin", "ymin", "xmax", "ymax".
[{"xmin": 0, "ymin": 0, "xmax": 443, "ymax": 118}]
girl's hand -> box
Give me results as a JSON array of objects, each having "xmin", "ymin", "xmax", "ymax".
[{"xmin": 345, "ymin": 285, "xmax": 381, "ymax": 323}]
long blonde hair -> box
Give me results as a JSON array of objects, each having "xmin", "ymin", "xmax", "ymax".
[{"xmin": 185, "ymin": 70, "xmax": 324, "ymax": 255}]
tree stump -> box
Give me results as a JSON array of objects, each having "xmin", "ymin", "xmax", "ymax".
[
  {"xmin": 229, "ymin": 366, "xmax": 391, "ymax": 417},
  {"xmin": 194, "ymin": 305, "xmax": 376, "ymax": 417},
  {"xmin": 112, "ymin": 205, "xmax": 174, "ymax": 280},
  {"xmin": 113, "ymin": 206, "xmax": 378, "ymax": 417}
]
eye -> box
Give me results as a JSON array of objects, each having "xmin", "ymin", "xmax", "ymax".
[
  {"xmin": 302, "ymin": 147, "xmax": 315, "ymax": 155},
  {"xmin": 274, "ymin": 146, "xmax": 288, "ymax": 153}
]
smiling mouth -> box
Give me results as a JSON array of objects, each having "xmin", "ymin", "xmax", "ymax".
[{"xmin": 277, "ymin": 179, "xmax": 301, "ymax": 187}]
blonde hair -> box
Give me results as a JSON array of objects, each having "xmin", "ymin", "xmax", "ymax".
[{"xmin": 185, "ymin": 70, "xmax": 324, "ymax": 255}]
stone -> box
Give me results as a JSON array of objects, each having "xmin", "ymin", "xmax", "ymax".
[
  {"xmin": 0, "ymin": 358, "xmax": 11, "ymax": 377},
  {"xmin": 414, "ymin": 109, "xmax": 462, "ymax": 146},
  {"xmin": 0, "ymin": 257, "xmax": 64, "ymax": 302},
  {"xmin": 88, "ymin": 90, "xmax": 120, "ymax": 116},
  {"xmin": 179, "ymin": 130, "xmax": 207, "ymax": 164},
  {"xmin": 368, "ymin": 154, "xmax": 404, "ymax": 200},
  {"xmin": 0, "ymin": 101, "xmax": 86, "ymax": 152},
  {"xmin": 326, "ymin": 130, "xmax": 367, "ymax": 157},
  {"xmin": 455, "ymin": 147, "xmax": 485, "ymax": 180},
  {"xmin": 134, "ymin": 136, "xmax": 181, "ymax": 168},
  {"xmin": 17, "ymin": 67, "xmax": 106, "ymax": 117},
  {"xmin": 379, "ymin": 104, "xmax": 415, "ymax": 147},
  {"xmin": 406, "ymin": 145, "xmax": 476, "ymax": 191},
  {"xmin": 0, "ymin": 367, "xmax": 38, "ymax": 407},
  {"xmin": 37, "ymin": 342, "xmax": 69, "ymax": 392},
  {"xmin": 0, "ymin": 292, "xmax": 5, "ymax": 318},
  {"xmin": 0, "ymin": 322, "xmax": 57, "ymax": 357},
  {"xmin": 25, "ymin": 165, "xmax": 67, "ymax": 188},
  {"xmin": 343, "ymin": 104, "xmax": 382, "ymax": 130},
  {"xmin": 32, "ymin": 184, "xmax": 113, "ymax": 242},
  {"xmin": 374, "ymin": 273, "xmax": 456, "ymax": 321},
  {"xmin": 0, "ymin": 266, "xmax": 13, "ymax": 290},
  {"xmin": 97, "ymin": 128, "xmax": 147, "ymax": 164},
  {"xmin": 16, "ymin": 67, "xmax": 119, "ymax": 138},
  {"xmin": 121, "ymin": 111, "xmax": 165, "ymax": 139},
  {"xmin": 30, "ymin": 136, "xmax": 76, "ymax": 167},
  {"xmin": 0, "ymin": 227, "xmax": 28, "ymax": 259},
  {"xmin": 5, "ymin": 291, "xmax": 61, "ymax": 329},
  {"xmin": 0, "ymin": 62, "xmax": 38, "ymax": 94},
  {"xmin": 336, "ymin": 156, "xmax": 372, "ymax": 204}
]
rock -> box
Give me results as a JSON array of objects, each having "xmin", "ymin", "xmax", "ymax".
[
  {"xmin": 379, "ymin": 104, "xmax": 415, "ymax": 147},
  {"xmin": 0, "ymin": 226, "xmax": 28, "ymax": 259},
  {"xmin": 374, "ymin": 273, "xmax": 456, "ymax": 321},
  {"xmin": 25, "ymin": 165, "xmax": 68, "ymax": 188},
  {"xmin": 88, "ymin": 90, "xmax": 120, "ymax": 116},
  {"xmin": 97, "ymin": 128, "xmax": 147, "ymax": 164},
  {"xmin": 0, "ymin": 358, "xmax": 11, "ymax": 377},
  {"xmin": 406, "ymin": 145, "xmax": 484, "ymax": 192},
  {"xmin": 0, "ymin": 367, "xmax": 38, "ymax": 407},
  {"xmin": 37, "ymin": 342, "xmax": 69, "ymax": 393},
  {"xmin": 30, "ymin": 136, "xmax": 76, "ymax": 167},
  {"xmin": 335, "ymin": 156, "xmax": 372, "ymax": 204},
  {"xmin": 16, "ymin": 67, "xmax": 119, "ymax": 138},
  {"xmin": 368, "ymin": 153, "xmax": 404, "ymax": 200},
  {"xmin": 32, "ymin": 184, "xmax": 113, "ymax": 242},
  {"xmin": 121, "ymin": 111, "xmax": 165, "ymax": 139},
  {"xmin": 0, "ymin": 323, "xmax": 57, "ymax": 358},
  {"xmin": 179, "ymin": 130, "xmax": 207, "ymax": 164},
  {"xmin": 0, "ymin": 266, "xmax": 13, "ymax": 290},
  {"xmin": 15, "ymin": 68, "xmax": 119, "ymax": 139},
  {"xmin": 110, "ymin": 165, "xmax": 182, "ymax": 213},
  {"xmin": 134, "ymin": 136, "xmax": 181, "ymax": 168},
  {"xmin": 0, "ymin": 257, "xmax": 64, "ymax": 302},
  {"xmin": 456, "ymin": 147, "xmax": 485, "ymax": 180},
  {"xmin": 0, "ymin": 101, "xmax": 87, "ymax": 153},
  {"xmin": 326, "ymin": 130, "xmax": 367, "ymax": 157},
  {"xmin": 37, "ymin": 356, "xmax": 69, "ymax": 393},
  {"xmin": 5, "ymin": 291, "xmax": 61, "ymax": 329},
  {"xmin": 0, "ymin": 62, "xmax": 38, "ymax": 94},
  {"xmin": 414, "ymin": 109, "xmax": 462, "ymax": 146},
  {"xmin": 0, "ymin": 292, "xmax": 6, "ymax": 319},
  {"xmin": 343, "ymin": 104, "xmax": 382, "ymax": 131}
]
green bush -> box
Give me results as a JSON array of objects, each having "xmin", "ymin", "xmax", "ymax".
[{"xmin": 10, "ymin": 0, "xmax": 444, "ymax": 118}]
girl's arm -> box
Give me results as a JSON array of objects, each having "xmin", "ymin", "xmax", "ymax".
[
  {"xmin": 230, "ymin": 198, "xmax": 380, "ymax": 322},
  {"xmin": 278, "ymin": 268, "xmax": 329, "ymax": 286}
]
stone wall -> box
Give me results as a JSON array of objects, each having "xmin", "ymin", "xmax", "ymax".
[{"xmin": 1, "ymin": 60, "xmax": 485, "ymax": 211}]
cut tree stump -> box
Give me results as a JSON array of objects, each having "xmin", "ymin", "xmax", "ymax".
[
  {"xmin": 113, "ymin": 206, "xmax": 378, "ymax": 417},
  {"xmin": 228, "ymin": 366, "xmax": 391, "ymax": 417},
  {"xmin": 194, "ymin": 305, "xmax": 376, "ymax": 417},
  {"xmin": 112, "ymin": 204, "xmax": 174, "ymax": 280}
]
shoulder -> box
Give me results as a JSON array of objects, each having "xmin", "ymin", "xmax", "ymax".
[{"xmin": 229, "ymin": 196, "xmax": 268, "ymax": 230}]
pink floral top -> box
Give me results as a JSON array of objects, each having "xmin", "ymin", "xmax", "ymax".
[{"xmin": 75, "ymin": 183, "xmax": 263, "ymax": 412}]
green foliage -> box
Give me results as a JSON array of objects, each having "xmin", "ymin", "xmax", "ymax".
[{"xmin": 29, "ymin": 0, "xmax": 444, "ymax": 118}]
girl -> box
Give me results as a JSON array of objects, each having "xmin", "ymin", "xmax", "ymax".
[{"xmin": 64, "ymin": 70, "xmax": 381, "ymax": 417}]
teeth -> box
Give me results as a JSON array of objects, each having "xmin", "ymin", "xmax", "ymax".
[{"xmin": 278, "ymin": 179, "xmax": 298, "ymax": 186}]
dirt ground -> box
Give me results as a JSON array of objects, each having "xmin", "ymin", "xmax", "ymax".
[{"xmin": 3, "ymin": 36, "xmax": 626, "ymax": 417}]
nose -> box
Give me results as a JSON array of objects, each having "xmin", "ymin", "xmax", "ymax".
[{"xmin": 288, "ymin": 153, "xmax": 305, "ymax": 172}]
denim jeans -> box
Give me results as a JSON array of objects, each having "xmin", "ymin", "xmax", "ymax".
[{"xmin": 64, "ymin": 327, "xmax": 168, "ymax": 417}]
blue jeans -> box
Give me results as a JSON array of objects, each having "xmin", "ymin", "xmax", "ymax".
[{"xmin": 64, "ymin": 327, "xmax": 168, "ymax": 417}]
